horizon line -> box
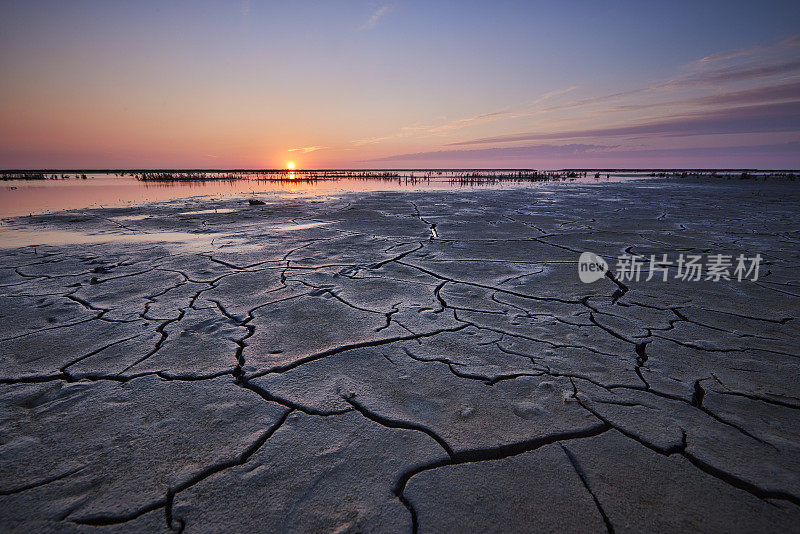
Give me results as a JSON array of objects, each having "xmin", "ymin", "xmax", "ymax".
[{"xmin": 2, "ymin": 168, "xmax": 799, "ymax": 173}]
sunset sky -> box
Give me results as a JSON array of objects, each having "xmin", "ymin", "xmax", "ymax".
[{"xmin": 1, "ymin": 0, "xmax": 799, "ymax": 169}]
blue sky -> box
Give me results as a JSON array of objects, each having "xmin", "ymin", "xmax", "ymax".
[{"xmin": 1, "ymin": 0, "xmax": 799, "ymax": 168}]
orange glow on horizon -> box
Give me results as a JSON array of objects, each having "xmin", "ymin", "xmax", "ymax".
[{"xmin": 286, "ymin": 161, "xmax": 295, "ymax": 170}]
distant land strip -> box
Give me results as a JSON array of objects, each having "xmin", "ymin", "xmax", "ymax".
[{"xmin": 1, "ymin": 168, "xmax": 799, "ymax": 174}]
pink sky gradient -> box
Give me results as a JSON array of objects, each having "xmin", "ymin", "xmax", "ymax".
[{"xmin": 1, "ymin": 1, "xmax": 798, "ymax": 169}]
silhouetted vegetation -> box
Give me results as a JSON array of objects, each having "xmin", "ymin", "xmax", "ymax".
[
  {"xmin": 447, "ymin": 170, "xmax": 581, "ymax": 185},
  {"xmin": 645, "ymin": 170, "xmax": 798, "ymax": 181},
  {"xmin": 1, "ymin": 172, "xmax": 49, "ymax": 180},
  {"xmin": 2, "ymin": 169, "xmax": 796, "ymax": 184},
  {"xmin": 0, "ymin": 172, "xmax": 89, "ymax": 180},
  {"xmin": 136, "ymin": 172, "xmax": 242, "ymax": 182}
]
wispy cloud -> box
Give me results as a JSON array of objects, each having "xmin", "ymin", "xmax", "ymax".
[
  {"xmin": 371, "ymin": 143, "xmax": 615, "ymax": 162},
  {"xmin": 361, "ymin": 5, "xmax": 392, "ymax": 30},
  {"xmin": 529, "ymin": 46, "xmax": 800, "ymax": 116},
  {"xmin": 433, "ymin": 34, "xmax": 800, "ymax": 148},
  {"xmin": 675, "ymin": 33, "xmax": 800, "ymax": 87},
  {"xmin": 607, "ymin": 80, "xmax": 800, "ymax": 113},
  {"xmin": 697, "ymin": 33, "xmax": 800, "ymax": 64},
  {"xmin": 678, "ymin": 57, "xmax": 800, "ymax": 86},
  {"xmin": 447, "ymin": 101, "xmax": 800, "ymax": 145},
  {"xmin": 353, "ymin": 120, "xmax": 444, "ymax": 146},
  {"xmin": 541, "ymin": 36, "xmax": 800, "ymax": 112},
  {"xmin": 371, "ymin": 142, "xmax": 800, "ymax": 167},
  {"xmin": 288, "ymin": 146, "xmax": 328, "ymax": 153},
  {"xmin": 424, "ymin": 86, "xmax": 580, "ymax": 135},
  {"xmin": 350, "ymin": 86, "xmax": 578, "ymax": 147}
]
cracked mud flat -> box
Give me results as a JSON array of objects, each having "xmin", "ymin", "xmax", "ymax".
[{"xmin": 0, "ymin": 177, "xmax": 799, "ymax": 533}]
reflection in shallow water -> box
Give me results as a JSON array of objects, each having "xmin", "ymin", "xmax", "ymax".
[
  {"xmin": 111, "ymin": 214, "xmax": 151, "ymax": 221},
  {"xmin": 0, "ymin": 216, "xmax": 332, "ymax": 250},
  {"xmin": 177, "ymin": 209, "xmax": 236, "ymax": 215},
  {"xmin": 273, "ymin": 221, "xmax": 329, "ymax": 231},
  {"xmin": 0, "ymin": 172, "xmax": 650, "ymax": 218},
  {"xmin": 0, "ymin": 229, "xmax": 225, "ymax": 252}
]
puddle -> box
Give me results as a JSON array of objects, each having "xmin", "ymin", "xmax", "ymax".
[
  {"xmin": 177, "ymin": 209, "xmax": 236, "ymax": 215},
  {"xmin": 0, "ymin": 229, "xmax": 226, "ymax": 253},
  {"xmin": 111, "ymin": 215, "xmax": 151, "ymax": 221},
  {"xmin": 0, "ymin": 216, "xmax": 332, "ymax": 252},
  {"xmin": 273, "ymin": 221, "xmax": 329, "ymax": 231}
]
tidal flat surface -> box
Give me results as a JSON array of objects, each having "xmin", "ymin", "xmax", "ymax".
[{"xmin": 0, "ymin": 178, "xmax": 799, "ymax": 532}]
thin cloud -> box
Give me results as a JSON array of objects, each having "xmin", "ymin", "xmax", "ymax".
[
  {"xmin": 351, "ymin": 86, "xmax": 579, "ymax": 147},
  {"xmin": 679, "ymin": 57, "xmax": 800, "ymax": 86},
  {"xmin": 370, "ymin": 142, "xmax": 800, "ymax": 166},
  {"xmin": 371, "ymin": 143, "xmax": 616, "ymax": 162},
  {"xmin": 425, "ymin": 86, "xmax": 580, "ymax": 135},
  {"xmin": 540, "ymin": 54, "xmax": 800, "ymax": 116},
  {"xmin": 353, "ymin": 121, "xmax": 443, "ymax": 146},
  {"xmin": 678, "ymin": 33, "xmax": 800, "ymax": 86},
  {"xmin": 607, "ymin": 79, "xmax": 800, "ymax": 113},
  {"xmin": 447, "ymin": 101, "xmax": 800, "ymax": 145},
  {"xmin": 288, "ymin": 146, "xmax": 328, "ymax": 153},
  {"xmin": 698, "ymin": 33, "xmax": 800, "ymax": 64},
  {"xmin": 506, "ymin": 36, "xmax": 800, "ymax": 114},
  {"xmin": 361, "ymin": 5, "xmax": 391, "ymax": 30}
]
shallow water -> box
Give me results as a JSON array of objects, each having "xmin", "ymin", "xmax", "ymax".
[
  {"xmin": 0, "ymin": 172, "xmax": 649, "ymax": 218},
  {"xmin": 177, "ymin": 209, "xmax": 236, "ymax": 216},
  {"xmin": 0, "ymin": 211, "xmax": 333, "ymax": 249},
  {"xmin": 0, "ymin": 228, "xmax": 225, "ymax": 251}
]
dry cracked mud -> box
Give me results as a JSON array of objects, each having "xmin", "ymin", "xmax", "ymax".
[{"xmin": 0, "ymin": 177, "xmax": 799, "ymax": 532}]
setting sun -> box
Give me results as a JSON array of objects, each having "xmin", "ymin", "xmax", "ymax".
[{"xmin": 286, "ymin": 162, "xmax": 295, "ymax": 170}]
